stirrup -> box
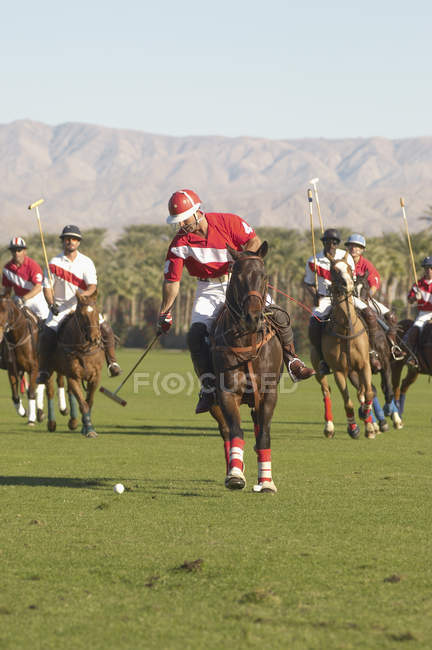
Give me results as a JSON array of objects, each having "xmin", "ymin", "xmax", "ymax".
[
  {"xmin": 391, "ymin": 344, "xmax": 405, "ymax": 361},
  {"xmin": 108, "ymin": 362, "xmax": 122, "ymax": 377}
]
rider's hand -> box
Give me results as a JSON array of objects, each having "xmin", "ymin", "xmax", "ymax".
[
  {"xmin": 157, "ymin": 311, "xmax": 172, "ymax": 334},
  {"xmin": 50, "ymin": 303, "xmax": 60, "ymax": 316},
  {"xmin": 14, "ymin": 296, "xmax": 25, "ymax": 309},
  {"xmin": 414, "ymin": 286, "xmax": 422, "ymax": 301}
]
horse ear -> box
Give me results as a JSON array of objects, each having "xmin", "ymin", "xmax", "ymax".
[
  {"xmin": 257, "ymin": 241, "xmax": 268, "ymax": 258},
  {"xmin": 226, "ymin": 244, "xmax": 241, "ymax": 261}
]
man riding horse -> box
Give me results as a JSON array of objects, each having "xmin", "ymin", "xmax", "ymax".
[
  {"xmin": 305, "ymin": 228, "xmax": 383, "ymax": 374},
  {"xmin": 403, "ymin": 256, "xmax": 432, "ymax": 365},
  {"xmin": 36, "ymin": 225, "xmax": 121, "ymax": 383},
  {"xmin": 1, "ymin": 236, "xmax": 49, "ymax": 368},
  {"xmin": 158, "ymin": 189, "xmax": 314, "ymax": 414},
  {"xmin": 344, "ymin": 233, "xmax": 401, "ymax": 358}
]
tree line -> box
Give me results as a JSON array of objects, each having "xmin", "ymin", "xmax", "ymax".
[{"xmin": 2, "ymin": 223, "xmax": 432, "ymax": 352}]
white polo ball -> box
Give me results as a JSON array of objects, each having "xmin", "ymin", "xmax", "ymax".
[{"xmin": 113, "ymin": 483, "xmax": 125, "ymax": 494}]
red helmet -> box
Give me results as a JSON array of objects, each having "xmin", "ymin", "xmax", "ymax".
[{"xmin": 167, "ymin": 189, "xmax": 201, "ymax": 224}]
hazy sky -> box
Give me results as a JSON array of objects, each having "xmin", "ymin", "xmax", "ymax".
[{"xmin": 2, "ymin": 0, "xmax": 431, "ymax": 139}]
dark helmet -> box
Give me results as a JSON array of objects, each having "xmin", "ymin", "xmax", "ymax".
[
  {"xmin": 421, "ymin": 256, "xmax": 432, "ymax": 268},
  {"xmin": 60, "ymin": 225, "xmax": 82, "ymax": 240},
  {"xmin": 321, "ymin": 228, "xmax": 341, "ymax": 243}
]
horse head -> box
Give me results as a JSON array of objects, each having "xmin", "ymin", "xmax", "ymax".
[
  {"xmin": 226, "ymin": 241, "xmax": 268, "ymax": 333},
  {"xmin": 75, "ymin": 291, "xmax": 101, "ymax": 345},
  {"xmin": 328, "ymin": 252, "xmax": 355, "ymax": 296},
  {"xmin": 0, "ymin": 294, "xmax": 16, "ymax": 344}
]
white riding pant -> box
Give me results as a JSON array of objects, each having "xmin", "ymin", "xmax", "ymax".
[
  {"xmin": 413, "ymin": 311, "xmax": 432, "ymax": 329},
  {"xmin": 313, "ymin": 295, "xmax": 389, "ymax": 320},
  {"xmin": 190, "ymin": 280, "xmax": 273, "ymax": 332},
  {"xmin": 17, "ymin": 293, "xmax": 49, "ymax": 320},
  {"xmin": 45, "ymin": 305, "xmax": 105, "ymax": 331}
]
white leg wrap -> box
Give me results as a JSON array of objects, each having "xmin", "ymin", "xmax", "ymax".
[
  {"xmin": 36, "ymin": 384, "xmax": 45, "ymax": 410},
  {"xmin": 28, "ymin": 399, "xmax": 36, "ymax": 422},
  {"xmin": 58, "ymin": 386, "xmax": 66, "ymax": 412},
  {"xmin": 15, "ymin": 400, "xmax": 26, "ymax": 417}
]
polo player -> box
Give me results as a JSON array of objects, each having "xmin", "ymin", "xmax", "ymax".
[
  {"xmin": 36, "ymin": 225, "xmax": 121, "ymax": 383},
  {"xmin": 403, "ymin": 256, "xmax": 432, "ymax": 365},
  {"xmin": 158, "ymin": 189, "xmax": 315, "ymax": 414},
  {"xmin": 1, "ymin": 237, "xmax": 49, "ymax": 369},
  {"xmin": 305, "ymin": 228, "xmax": 382, "ymax": 374},
  {"xmin": 345, "ymin": 233, "xmax": 401, "ymax": 357}
]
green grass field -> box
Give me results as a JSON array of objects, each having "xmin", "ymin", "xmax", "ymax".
[{"xmin": 1, "ymin": 349, "xmax": 431, "ymax": 649}]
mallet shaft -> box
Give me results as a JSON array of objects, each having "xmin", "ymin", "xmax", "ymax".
[
  {"xmin": 308, "ymin": 189, "xmax": 319, "ymax": 296},
  {"xmin": 400, "ymin": 197, "xmax": 418, "ymax": 286}
]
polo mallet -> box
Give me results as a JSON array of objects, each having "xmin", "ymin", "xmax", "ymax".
[
  {"xmin": 308, "ymin": 189, "xmax": 319, "ymax": 297},
  {"xmin": 28, "ymin": 198, "xmax": 55, "ymax": 296},
  {"xmin": 99, "ymin": 332, "xmax": 161, "ymax": 406},
  {"xmin": 309, "ymin": 177, "xmax": 324, "ymax": 234},
  {"xmin": 400, "ymin": 197, "xmax": 418, "ymax": 286}
]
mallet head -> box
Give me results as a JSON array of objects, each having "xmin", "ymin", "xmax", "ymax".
[
  {"xmin": 99, "ymin": 386, "xmax": 127, "ymax": 406},
  {"xmin": 28, "ymin": 198, "xmax": 45, "ymax": 210},
  {"xmin": 309, "ymin": 177, "xmax": 319, "ymax": 186}
]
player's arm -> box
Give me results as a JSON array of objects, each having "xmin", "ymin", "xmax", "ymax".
[
  {"xmin": 79, "ymin": 284, "xmax": 97, "ymax": 298},
  {"xmin": 243, "ymin": 234, "xmax": 262, "ymax": 252},
  {"xmin": 160, "ymin": 280, "xmax": 180, "ymax": 314},
  {"xmin": 22, "ymin": 283, "xmax": 43, "ymax": 302}
]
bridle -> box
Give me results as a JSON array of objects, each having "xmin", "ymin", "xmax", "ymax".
[
  {"xmin": 225, "ymin": 255, "xmax": 268, "ymax": 323},
  {"xmin": 0, "ymin": 297, "xmax": 31, "ymax": 346},
  {"xmin": 73, "ymin": 302, "xmax": 101, "ymax": 346}
]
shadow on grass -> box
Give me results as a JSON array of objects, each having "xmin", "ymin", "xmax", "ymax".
[
  {"xmin": 0, "ymin": 476, "xmax": 221, "ymax": 497},
  {"xmin": 100, "ymin": 424, "xmax": 220, "ymax": 437}
]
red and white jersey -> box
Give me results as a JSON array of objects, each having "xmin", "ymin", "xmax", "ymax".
[
  {"xmin": 2, "ymin": 256, "xmax": 44, "ymax": 297},
  {"xmin": 304, "ymin": 248, "xmax": 356, "ymax": 296},
  {"xmin": 164, "ymin": 212, "xmax": 256, "ymax": 282},
  {"xmin": 44, "ymin": 251, "xmax": 97, "ymax": 311},
  {"xmin": 408, "ymin": 277, "xmax": 432, "ymax": 312},
  {"xmin": 354, "ymin": 256, "xmax": 380, "ymax": 290}
]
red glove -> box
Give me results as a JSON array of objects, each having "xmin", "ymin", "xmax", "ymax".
[{"xmin": 158, "ymin": 311, "xmax": 173, "ymax": 334}]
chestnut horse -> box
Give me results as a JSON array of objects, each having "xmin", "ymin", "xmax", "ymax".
[
  {"xmin": 311, "ymin": 253, "xmax": 375, "ymax": 439},
  {"xmin": 0, "ymin": 294, "xmax": 46, "ymax": 424},
  {"xmin": 211, "ymin": 242, "xmax": 283, "ymax": 493},
  {"xmin": 45, "ymin": 292, "xmax": 104, "ymax": 437}
]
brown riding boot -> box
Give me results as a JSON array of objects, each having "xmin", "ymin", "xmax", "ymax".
[
  {"xmin": 308, "ymin": 316, "xmax": 330, "ymax": 375},
  {"xmin": 187, "ymin": 322, "xmax": 216, "ymax": 414},
  {"xmin": 266, "ymin": 305, "xmax": 315, "ymax": 381},
  {"xmin": 361, "ymin": 307, "xmax": 381, "ymax": 372},
  {"xmin": 100, "ymin": 321, "xmax": 122, "ymax": 377},
  {"xmin": 36, "ymin": 326, "xmax": 57, "ymax": 383}
]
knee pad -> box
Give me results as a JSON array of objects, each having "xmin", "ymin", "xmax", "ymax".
[{"xmin": 186, "ymin": 322, "xmax": 208, "ymax": 353}]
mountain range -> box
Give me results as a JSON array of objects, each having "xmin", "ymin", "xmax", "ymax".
[{"xmin": 1, "ymin": 119, "xmax": 431, "ymax": 242}]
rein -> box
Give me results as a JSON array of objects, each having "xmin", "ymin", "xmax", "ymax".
[{"xmin": 57, "ymin": 306, "xmax": 102, "ymax": 356}]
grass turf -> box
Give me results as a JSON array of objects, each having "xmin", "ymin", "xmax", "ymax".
[{"xmin": 1, "ymin": 348, "xmax": 431, "ymax": 649}]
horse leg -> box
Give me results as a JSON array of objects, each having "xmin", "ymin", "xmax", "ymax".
[
  {"xmin": 391, "ymin": 360, "xmax": 405, "ymax": 413},
  {"xmin": 36, "ymin": 384, "xmax": 45, "ymax": 422},
  {"xmin": 379, "ymin": 363, "xmax": 402, "ymax": 430},
  {"xmin": 68, "ymin": 378, "xmax": 96, "ymax": 438},
  {"xmin": 57, "ymin": 374, "xmax": 68, "ymax": 416},
  {"xmin": 333, "ymin": 371, "xmax": 360, "ymax": 439},
  {"xmin": 398, "ymin": 366, "xmax": 419, "ymax": 418},
  {"xmin": 84, "ymin": 381, "xmax": 99, "ymax": 438},
  {"xmin": 26, "ymin": 366, "xmax": 38, "ymax": 426},
  {"xmin": 218, "ymin": 390, "xmax": 246, "ymax": 490},
  {"xmin": 209, "ymin": 404, "xmax": 230, "ymax": 474},
  {"xmin": 46, "ymin": 373, "xmax": 57, "ymax": 432},
  {"xmin": 315, "ymin": 374, "xmax": 334, "ymax": 438},
  {"xmin": 9, "ymin": 370, "xmax": 26, "ymax": 417},
  {"xmin": 356, "ymin": 367, "xmax": 375, "ymax": 439},
  {"xmin": 253, "ymin": 392, "xmax": 278, "ymax": 494}
]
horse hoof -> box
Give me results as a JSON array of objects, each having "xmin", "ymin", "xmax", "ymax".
[
  {"xmin": 365, "ymin": 430, "xmax": 376, "ymax": 439},
  {"xmin": 392, "ymin": 414, "xmax": 403, "ymax": 430},
  {"xmin": 68, "ymin": 418, "xmax": 79, "ymax": 431},
  {"xmin": 47, "ymin": 421, "xmax": 56, "ymax": 432},
  {"xmin": 225, "ymin": 468, "xmax": 246, "ymax": 490},
  {"xmin": 347, "ymin": 424, "xmax": 360, "ymax": 439},
  {"xmin": 253, "ymin": 480, "xmax": 277, "ymax": 494},
  {"xmin": 60, "ymin": 408, "xmax": 69, "ymax": 416},
  {"xmin": 324, "ymin": 422, "xmax": 335, "ymax": 438},
  {"xmin": 37, "ymin": 409, "xmax": 44, "ymax": 423},
  {"xmin": 27, "ymin": 420, "xmax": 36, "ymax": 427},
  {"xmin": 85, "ymin": 430, "xmax": 98, "ymax": 439},
  {"xmin": 379, "ymin": 419, "xmax": 389, "ymax": 433}
]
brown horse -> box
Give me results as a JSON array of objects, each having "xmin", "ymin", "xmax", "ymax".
[
  {"xmin": 211, "ymin": 242, "xmax": 283, "ymax": 493},
  {"xmin": 311, "ymin": 253, "xmax": 375, "ymax": 439},
  {"xmin": 45, "ymin": 292, "xmax": 104, "ymax": 437},
  {"xmin": 392, "ymin": 318, "xmax": 432, "ymax": 416},
  {"xmin": 0, "ymin": 294, "xmax": 46, "ymax": 424}
]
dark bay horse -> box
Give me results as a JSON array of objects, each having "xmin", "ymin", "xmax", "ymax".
[
  {"xmin": 0, "ymin": 294, "xmax": 45, "ymax": 424},
  {"xmin": 46, "ymin": 292, "xmax": 104, "ymax": 437},
  {"xmin": 211, "ymin": 242, "xmax": 283, "ymax": 493},
  {"xmin": 392, "ymin": 318, "xmax": 432, "ymax": 416},
  {"xmin": 311, "ymin": 253, "xmax": 375, "ymax": 439}
]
